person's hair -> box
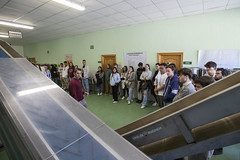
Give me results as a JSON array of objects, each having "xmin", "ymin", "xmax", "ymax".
[
  {"xmin": 155, "ymin": 63, "xmax": 160, "ymax": 66},
  {"xmin": 204, "ymin": 61, "xmax": 217, "ymax": 68},
  {"xmin": 123, "ymin": 66, "xmax": 128, "ymax": 72},
  {"xmin": 166, "ymin": 65, "xmax": 176, "ymax": 74},
  {"xmin": 167, "ymin": 63, "xmax": 176, "ymax": 68},
  {"xmin": 64, "ymin": 61, "xmax": 67, "ymax": 63},
  {"xmin": 98, "ymin": 66, "xmax": 103, "ymax": 72},
  {"xmin": 107, "ymin": 64, "xmax": 110, "ymax": 68},
  {"xmin": 60, "ymin": 63, "xmax": 63, "ymax": 65},
  {"xmin": 191, "ymin": 74, "xmax": 199, "ymax": 82},
  {"xmin": 82, "ymin": 60, "xmax": 86, "ymax": 62},
  {"xmin": 74, "ymin": 68, "xmax": 82, "ymax": 73},
  {"xmin": 217, "ymin": 68, "xmax": 228, "ymax": 77},
  {"xmin": 194, "ymin": 76, "xmax": 215, "ymax": 87},
  {"xmin": 69, "ymin": 62, "xmax": 73, "ymax": 66},
  {"xmin": 129, "ymin": 66, "xmax": 134, "ymax": 72},
  {"xmin": 113, "ymin": 67, "xmax": 118, "ymax": 73},
  {"xmin": 178, "ymin": 68, "xmax": 193, "ymax": 79},
  {"xmin": 159, "ymin": 63, "xmax": 167, "ymax": 68},
  {"xmin": 145, "ymin": 64, "xmax": 150, "ymax": 70},
  {"xmin": 138, "ymin": 62, "xmax": 143, "ymax": 67}
]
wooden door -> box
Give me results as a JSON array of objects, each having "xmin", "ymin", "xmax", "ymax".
[
  {"xmin": 157, "ymin": 52, "xmax": 183, "ymax": 71},
  {"xmin": 101, "ymin": 54, "xmax": 116, "ymax": 71},
  {"xmin": 101, "ymin": 54, "xmax": 116, "ymax": 93}
]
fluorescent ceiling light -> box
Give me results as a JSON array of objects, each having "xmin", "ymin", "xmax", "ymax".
[
  {"xmin": 53, "ymin": 0, "xmax": 85, "ymax": 11},
  {"xmin": 0, "ymin": 34, "xmax": 9, "ymax": 38},
  {"xmin": 0, "ymin": 21, "xmax": 34, "ymax": 30}
]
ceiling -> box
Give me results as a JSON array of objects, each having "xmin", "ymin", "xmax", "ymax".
[{"xmin": 0, "ymin": 0, "xmax": 239, "ymax": 45}]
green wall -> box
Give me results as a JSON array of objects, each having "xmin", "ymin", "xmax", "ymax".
[{"xmin": 23, "ymin": 8, "xmax": 240, "ymax": 69}]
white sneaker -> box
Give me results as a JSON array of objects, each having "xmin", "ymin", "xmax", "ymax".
[
  {"xmin": 122, "ymin": 96, "xmax": 125, "ymax": 100},
  {"xmin": 97, "ymin": 93, "xmax": 100, "ymax": 96},
  {"xmin": 128, "ymin": 101, "xmax": 131, "ymax": 105},
  {"xmin": 100, "ymin": 93, "xmax": 102, "ymax": 96},
  {"xmin": 141, "ymin": 105, "xmax": 145, "ymax": 109},
  {"xmin": 113, "ymin": 101, "xmax": 118, "ymax": 104},
  {"xmin": 152, "ymin": 102, "xmax": 158, "ymax": 106}
]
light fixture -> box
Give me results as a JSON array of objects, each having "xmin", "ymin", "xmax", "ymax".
[
  {"xmin": 0, "ymin": 20, "xmax": 34, "ymax": 30},
  {"xmin": 52, "ymin": 0, "xmax": 85, "ymax": 11},
  {"xmin": 0, "ymin": 34, "xmax": 9, "ymax": 38}
]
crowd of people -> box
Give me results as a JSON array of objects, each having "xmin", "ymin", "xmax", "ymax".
[{"xmin": 37, "ymin": 60, "xmax": 229, "ymax": 111}]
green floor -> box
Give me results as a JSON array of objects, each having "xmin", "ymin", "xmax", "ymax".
[{"xmin": 0, "ymin": 94, "xmax": 239, "ymax": 159}]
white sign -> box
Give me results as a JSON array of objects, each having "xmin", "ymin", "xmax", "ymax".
[
  {"xmin": 124, "ymin": 52, "xmax": 146, "ymax": 69},
  {"xmin": 198, "ymin": 50, "xmax": 239, "ymax": 69}
]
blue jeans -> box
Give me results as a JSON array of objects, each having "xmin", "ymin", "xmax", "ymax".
[
  {"xmin": 82, "ymin": 78, "xmax": 89, "ymax": 93},
  {"xmin": 128, "ymin": 88, "xmax": 134, "ymax": 101},
  {"xmin": 142, "ymin": 89, "xmax": 149, "ymax": 106},
  {"xmin": 79, "ymin": 99, "xmax": 87, "ymax": 108},
  {"xmin": 97, "ymin": 83, "xmax": 103, "ymax": 93}
]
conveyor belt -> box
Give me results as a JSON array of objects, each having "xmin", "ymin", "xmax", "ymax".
[
  {"xmin": 0, "ymin": 40, "xmax": 150, "ymax": 160},
  {"xmin": 116, "ymin": 71, "xmax": 240, "ymax": 159}
]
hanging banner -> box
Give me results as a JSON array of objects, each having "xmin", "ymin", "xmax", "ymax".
[
  {"xmin": 124, "ymin": 52, "xmax": 146, "ymax": 69},
  {"xmin": 198, "ymin": 50, "xmax": 239, "ymax": 69}
]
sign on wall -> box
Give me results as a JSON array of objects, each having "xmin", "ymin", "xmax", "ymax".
[
  {"xmin": 198, "ymin": 50, "xmax": 239, "ymax": 69},
  {"xmin": 124, "ymin": 52, "xmax": 146, "ymax": 69}
]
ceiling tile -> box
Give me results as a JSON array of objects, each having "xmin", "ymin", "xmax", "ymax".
[
  {"xmin": 82, "ymin": 0, "xmax": 106, "ymax": 10},
  {"xmin": 0, "ymin": 0, "xmax": 8, "ymax": 7},
  {"xmin": 96, "ymin": 7, "xmax": 117, "ymax": 16},
  {"xmin": 97, "ymin": 0, "xmax": 123, "ymax": 6},
  {"xmin": 181, "ymin": 4, "xmax": 203, "ymax": 13},
  {"xmin": 10, "ymin": 0, "xmax": 43, "ymax": 8},
  {"xmin": 131, "ymin": 15, "xmax": 151, "ymax": 23},
  {"xmin": 38, "ymin": 3, "xmax": 65, "ymax": 14},
  {"xmin": 122, "ymin": 9, "xmax": 143, "ymax": 17},
  {"xmin": 125, "ymin": 0, "xmax": 153, "ymax": 8},
  {"xmin": 155, "ymin": 0, "xmax": 180, "ymax": 11},
  {"xmin": 204, "ymin": 0, "xmax": 228, "ymax": 9},
  {"xmin": 204, "ymin": 6, "xmax": 226, "ymax": 13},
  {"xmin": 178, "ymin": 0, "xmax": 202, "ymax": 7},
  {"xmin": 226, "ymin": 0, "xmax": 240, "ymax": 9},
  {"xmin": 162, "ymin": 8, "xmax": 183, "ymax": 16},
  {"xmin": 5, "ymin": 1, "xmax": 35, "ymax": 14},
  {"xmin": 137, "ymin": 4, "xmax": 161, "ymax": 14},
  {"xmin": 145, "ymin": 12, "xmax": 164, "ymax": 19},
  {"xmin": 0, "ymin": 7, "xmax": 24, "ymax": 20},
  {"xmin": 108, "ymin": 13, "xmax": 128, "ymax": 20},
  {"xmin": 111, "ymin": 2, "xmax": 134, "ymax": 12}
]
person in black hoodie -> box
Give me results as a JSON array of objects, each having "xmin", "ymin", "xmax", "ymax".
[{"xmin": 50, "ymin": 64, "xmax": 58, "ymax": 84}]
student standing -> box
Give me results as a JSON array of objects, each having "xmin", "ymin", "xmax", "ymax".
[
  {"xmin": 104, "ymin": 64, "xmax": 112, "ymax": 95},
  {"xmin": 61, "ymin": 61, "xmax": 69, "ymax": 90},
  {"xmin": 140, "ymin": 64, "xmax": 152, "ymax": 109},
  {"xmin": 136, "ymin": 62, "xmax": 144, "ymax": 103},
  {"xmin": 50, "ymin": 64, "xmax": 58, "ymax": 84},
  {"xmin": 68, "ymin": 62, "xmax": 74, "ymax": 80},
  {"xmin": 154, "ymin": 63, "xmax": 168, "ymax": 108},
  {"xmin": 95, "ymin": 66, "xmax": 104, "ymax": 96},
  {"xmin": 163, "ymin": 65, "xmax": 179, "ymax": 106},
  {"xmin": 173, "ymin": 68, "xmax": 195, "ymax": 102},
  {"xmin": 69, "ymin": 68, "xmax": 88, "ymax": 108},
  {"xmin": 126, "ymin": 66, "xmax": 136, "ymax": 105},
  {"xmin": 82, "ymin": 60, "xmax": 90, "ymax": 93},
  {"xmin": 151, "ymin": 63, "xmax": 160, "ymax": 106},
  {"xmin": 110, "ymin": 67, "xmax": 121, "ymax": 104},
  {"xmin": 121, "ymin": 66, "xmax": 128, "ymax": 100}
]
